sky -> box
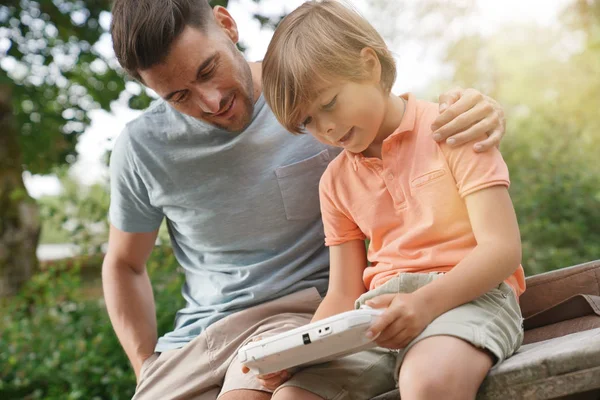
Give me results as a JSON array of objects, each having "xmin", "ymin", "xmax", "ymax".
[{"xmin": 23, "ymin": 0, "xmax": 569, "ymax": 198}]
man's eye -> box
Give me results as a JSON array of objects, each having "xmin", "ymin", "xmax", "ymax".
[
  {"xmin": 302, "ymin": 116, "xmax": 313, "ymax": 127},
  {"xmin": 199, "ymin": 65, "xmax": 216, "ymax": 80},
  {"xmin": 323, "ymin": 95, "xmax": 337, "ymax": 110},
  {"xmin": 173, "ymin": 93, "xmax": 188, "ymax": 104}
]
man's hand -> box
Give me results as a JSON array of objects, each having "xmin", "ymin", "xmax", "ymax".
[
  {"xmin": 431, "ymin": 88, "xmax": 506, "ymax": 153},
  {"xmin": 365, "ymin": 293, "xmax": 435, "ymax": 350}
]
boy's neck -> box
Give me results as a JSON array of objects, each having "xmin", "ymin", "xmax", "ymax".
[{"xmin": 363, "ymin": 93, "xmax": 406, "ymax": 159}]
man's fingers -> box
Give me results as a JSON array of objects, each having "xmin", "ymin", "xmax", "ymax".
[
  {"xmin": 257, "ymin": 371, "xmax": 286, "ymax": 380},
  {"xmin": 474, "ymin": 128, "xmax": 503, "ymax": 152},
  {"xmin": 432, "ymin": 91, "xmax": 480, "ymax": 133},
  {"xmin": 432, "ymin": 98, "xmax": 491, "ymax": 140},
  {"xmin": 443, "ymin": 115, "xmax": 498, "ymax": 148},
  {"xmin": 438, "ymin": 87, "xmax": 464, "ymax": 113}
]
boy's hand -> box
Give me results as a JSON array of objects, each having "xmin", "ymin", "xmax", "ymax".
[
  {"xmin": 432, "ymin": 87, "xmax": 506, "ymax": 153},
  {"xmin": 241, "ymin": 366, "xmax": 294, "ymax": 390},
  {"xmin": 365, "ymin": 293, "xmax": 434, "ymax": 349}
]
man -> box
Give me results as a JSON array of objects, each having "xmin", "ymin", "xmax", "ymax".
[{"xmin": 104, "ymin": 1, "xmax": 507, "ymax": 399}]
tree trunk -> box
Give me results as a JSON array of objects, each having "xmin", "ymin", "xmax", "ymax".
[{"xmin": 0, "ymin": 84, "xmax": 40, "ymax": 297}]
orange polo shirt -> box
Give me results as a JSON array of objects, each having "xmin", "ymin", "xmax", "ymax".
[{"xmin": 319, "ymin": 93, "xmax": 526, "ymax": 297}]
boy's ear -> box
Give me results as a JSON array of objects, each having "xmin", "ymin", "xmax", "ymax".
[{"xmin": 360, "ymin": 47, "xmax": 382, "ymax": 85}]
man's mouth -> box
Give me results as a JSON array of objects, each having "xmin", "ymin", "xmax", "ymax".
[{"xmin": 214, "ymin": 95, "xmax": 235, "ymax": 117}]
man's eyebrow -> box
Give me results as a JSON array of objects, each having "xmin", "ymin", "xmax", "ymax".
[{"xmin": 163, "ymin": 53, "xmax": 219, "ymax": 101}]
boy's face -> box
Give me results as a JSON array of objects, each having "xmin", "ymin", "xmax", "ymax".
[
  {"xmin": 139, "ymin": 24, "xmax": 255, "ymax": 133},
  {"xmin": 301, "ymin": 80, "xmax": 387, "ymax": 153}
]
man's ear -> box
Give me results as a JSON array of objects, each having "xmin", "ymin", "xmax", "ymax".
[
  {"xmin": 213, "ymin": 6, "xmax": 239, "ymax": 44},
  {"xmin": 360, "ymin": 47, "xmax": 382, "ymax": 85}
]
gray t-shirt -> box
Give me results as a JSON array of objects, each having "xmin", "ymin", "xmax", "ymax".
[{"xmin": 109, "ymin": 95, "xmax": 338, "ymax": 352}]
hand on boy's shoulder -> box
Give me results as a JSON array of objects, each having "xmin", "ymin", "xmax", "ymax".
[{"xmin": 430, "ymin": 87, "xmax": 506, "ymax": 153}]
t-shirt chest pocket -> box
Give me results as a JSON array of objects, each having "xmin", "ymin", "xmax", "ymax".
[{"xmin": 275, "ymin": 150, "xmax": 330, "ymax": 221}]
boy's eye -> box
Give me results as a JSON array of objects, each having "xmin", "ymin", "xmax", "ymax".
[
  {"xmin": 302, "ymin": 116, "xmax": 313, "ymax": 127},
  {"xmin": 323, "ymin": 95, "xmax": 337, "ymax": 110}
]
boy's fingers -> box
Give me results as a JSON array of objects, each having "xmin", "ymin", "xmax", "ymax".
[
  {"xmin": 366, "ymin": 308, "xmax": 400, "ymax": 339},
  {"xmin": 365, "ymin": 294, "xmax": 395, "ymax": 309},
  {"xmin": 374, "ymin": 319, "xmax": 405, "ymax": 344},
  {"xmin": 241, "ymin": 365, "xmax": 250, "ymax": 374}
]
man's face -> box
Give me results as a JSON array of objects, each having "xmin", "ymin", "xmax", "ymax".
[{"xmin": 139, "ymin": 24, "xmax": 255, "ymax": 133}]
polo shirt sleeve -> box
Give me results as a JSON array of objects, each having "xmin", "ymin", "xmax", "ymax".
[
  {"xmin": 108, "ymin": 126, "xmax": 164, "ymax": 233},
  {"xmin": 439, "ymin": 134, "xmax": 510, "ymax": 198},
  {"xmin": 319, "ymin": 169, "xmax": 366, "ymax": 246}
]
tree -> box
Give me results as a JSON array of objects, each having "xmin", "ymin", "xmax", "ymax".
[{"xmin": 1, "ymin": 0, "xmax": 288, "ymax": 295}]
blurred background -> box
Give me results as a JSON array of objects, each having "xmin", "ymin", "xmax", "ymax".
[{"xmin": 1, "ymin": 0, "xmax": 598, "ymax": 398}]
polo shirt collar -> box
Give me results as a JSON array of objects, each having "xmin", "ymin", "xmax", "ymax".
[{"xmin": 346, "ymin": 92, "xmax": 417, "ymax": 170}]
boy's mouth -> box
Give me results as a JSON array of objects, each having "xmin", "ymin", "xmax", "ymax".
[{"xmin": 338, "ymin": 127, "xmax": 354, "ymax": 144}]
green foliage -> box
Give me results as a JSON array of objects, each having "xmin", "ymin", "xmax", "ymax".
[
  {"xmin": 0, "ymin": 247, "xmax": 183, "ymax": 400},
  {"xmin": 35, "ymin": 169, "xmax": 110, "ymax": 253},
  {"xmin": 1, "ymin": 0, "xmax": 123, "ymax": 174},
  {"xmin": 439, "ymin": 2, "xmax": 600, "ymax": 274}
]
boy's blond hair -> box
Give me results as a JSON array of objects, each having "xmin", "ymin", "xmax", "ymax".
[{"xmin": 263, "ymin": 0, "xmax": 396, "ymax": 134}]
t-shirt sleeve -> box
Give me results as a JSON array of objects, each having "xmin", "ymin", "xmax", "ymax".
[
  {"xmin": 439, "ymin": 134, "xmax": 510, "ymax": 198},
  {"xmin": 319, "ymin": 171, "xmax": 366, "ymax": 246},
  {"xmin": 108, "ymin": 126, "xmax": 163, "ymax": 232}
]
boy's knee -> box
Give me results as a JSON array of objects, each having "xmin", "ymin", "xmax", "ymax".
[{"xmin": 399, "ymin": 361, "xmax": 473, "ymax": 400}]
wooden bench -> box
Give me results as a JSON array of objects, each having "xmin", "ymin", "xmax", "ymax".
[{"xmin": 373, "ymin": 260, "xmax": 600, "ymax": 400}]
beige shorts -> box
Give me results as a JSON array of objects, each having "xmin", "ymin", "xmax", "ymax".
[
  {"xmin": 354, "ymin": 272, "xmax": 525, "ymax": 379},
  {"xmin": 133, "ymin": 287, "xmax": 396, "ymax": 400}
]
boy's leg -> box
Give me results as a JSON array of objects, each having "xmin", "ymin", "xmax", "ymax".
[
  {"xmin": 267, "ymin": 347, "xmax": 397, "ymax": 400},
  {"xmin": 398, "ymin": 335, "xmax": 493, "ymax": 400}
]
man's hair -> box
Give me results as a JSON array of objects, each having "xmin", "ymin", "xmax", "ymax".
[
  {"xmin": 262, "ymin": 0, "xmax": 396, "ymax": 134},
  {"xmin": 111, "ymin": 0, "xmax": 214, "ymax": 81}
]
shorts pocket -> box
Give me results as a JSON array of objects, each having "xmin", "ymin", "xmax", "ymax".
[
  {"xmin": 138, "ymin": 353, "xmax": 161, "ymax": 383},
  {"xmin": 275, "ymin": 150, "xmax": 331, "ymax": 220}
]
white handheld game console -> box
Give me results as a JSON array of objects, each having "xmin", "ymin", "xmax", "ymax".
[{"xmin": 238, "ymin": 307, "xmax": 383, "ymax": 375}]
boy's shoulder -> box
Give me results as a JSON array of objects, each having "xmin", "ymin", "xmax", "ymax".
[{"xmin": 319, "ymin": 150, "xmax": 354, "ymax": 190}]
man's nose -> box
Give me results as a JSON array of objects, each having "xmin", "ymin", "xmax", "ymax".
[{"xmin": 194, "ymin": 86, "xmax": 223, "ymax": 114}]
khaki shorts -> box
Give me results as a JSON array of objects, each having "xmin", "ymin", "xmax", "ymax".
[
  {"xmin": 133, "ymin": 287, "xmax": 396, "ymax": 400},
  {"xmin": 354, "ymin": 272, "xmax": 525, "ymax": 379}
]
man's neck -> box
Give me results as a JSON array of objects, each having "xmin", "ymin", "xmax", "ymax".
[{"xmin": 248, "ymin": 61, "xmax": 263, "ymax": 103}]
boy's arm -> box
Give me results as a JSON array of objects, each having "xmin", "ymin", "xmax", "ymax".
[
  {"xmin": 410, "ymin": 186, "xmax": 521, "ymax": 320},
  {"xmin": 312, "ymin": 240, "xmax": 368, "ymax": 322},
  {"xmin": 432, "ymin": 88, "xmax": 505, "ymax": 153},
  {"xmin": 367, "ymin": 186, "xmax": 521, "ymax": 345}
]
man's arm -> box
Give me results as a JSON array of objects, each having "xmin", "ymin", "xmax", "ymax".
[
  {"xmin": 102, "ymin": 224, "xmax": 159, "ymax": 380},
  {"xmin": 431, "ymin": 88, "xmax": 506, "ymax": 152}
]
